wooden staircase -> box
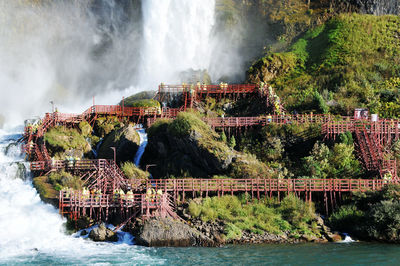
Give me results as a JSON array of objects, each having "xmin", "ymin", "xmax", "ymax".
[{"xmin": 355, "ymin": 123, "xmax": 397, "ymax": 179}]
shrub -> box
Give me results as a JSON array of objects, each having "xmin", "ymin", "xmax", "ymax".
[
  {"xmin": 95, "ymin": 117, "xmax": 121, "ymax": 137},
  {"xmin": 168, "ymin": 112, "xmax": 212, "ymax": 138},
  {"xmin": 278, "ymin": 193, "xmax": 315, "ymax": 228},
  {"xmin": 124, "ymin": 99, "xmax": 160, "ymax": 108},
  {"xmin": 79, "ymin": 121, "xmax": 92, "ymax": 137},
  {"xmin": 48, "ymin": 171, "xmax": 83, "ymax": 191},
  {"xmin": 228, "ymin": 136, "xmax": 236, "ymax": 148},
  {"xmin": 329, "ymin": 184, "xmax": 400, "ymax": 241},
  {"xmin": 188, "ymin": 195, "xmax": 320, "ymax": 239},
  {"xmin": 220, "ymin": 131, "xmax": 227, "ymax": 143},
  {"xmin": 225, "ymin": 223, "xmax": 242, "ymax": 240},
  {"xmin": 121, "ymin": 161, "xmax": 149, "ymax": 180},
  {"xmin": 329, "ymin": 205, "xmax": 364, "ymax": 233}
]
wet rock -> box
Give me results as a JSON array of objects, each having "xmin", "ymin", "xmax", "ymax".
[
  {"xmin": 89, "ymin": 223, "xmax": 118, "ymax": 242},
  {"xmin": 327, "ymin": 233, "xmax": 343, "ymax": 242},
  {"xmin": 134, "ymin": 217, "xmax": 215, "ymax": 247},
  {"xmin": 98, "ymin": 124, "xmax": 140, "ymax": 164}
]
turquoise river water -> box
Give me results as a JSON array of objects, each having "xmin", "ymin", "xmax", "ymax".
[{"xmin": 3, "ymin": 242, "xmax": 400, "ymax": 265}]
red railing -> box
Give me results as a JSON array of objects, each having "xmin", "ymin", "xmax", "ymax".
[
  {"xmin": 158, "ymin": 84, "xmax": 257, "ymax": 94},
  {"xmin": 144, "ymin": 178, "xmax": 395, "ymax": 193}
]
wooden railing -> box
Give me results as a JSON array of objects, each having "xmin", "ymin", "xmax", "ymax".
[
  {"xmin": 31, "ymin": 159, "xmax": 113, "ymax": 171},
  {"xmin": 60, "ymin": 191, "xmax": 167, "ymax": 210},
  {"xmin": 144, "ymin": 178, "xmax": 397, "ymax": 193},
  {"xmin": 158, "ymin": 84, "xmax": 257, "ymax": 94}
]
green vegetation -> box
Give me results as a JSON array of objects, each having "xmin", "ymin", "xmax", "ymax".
[
  {"xmin": 120, "ymin": 91, "xmax": 156, "ymax": 106},
  {"xmin": 121, "ymin": 161, "xmax": 149, "ymax": 180},
  {"xmin": 147, "ymin": 112, "xmax": 270, "ymax": 179},
  {"xmin": 188, "ymin": 194, "xmax": 319, "ymax": 240},
  {"xmin": 248, "ymin": 14, "xmax": 400, "ymax": 117},
  {"xmin": 95, "ymin": 117, "xmax": 122, "ymax": 137},
  {"xmin": 44, "ymin": 126, "xmax": 91, "ymax": 158},
  {"xmin": 124, "ymin": 99, "xmax": 160, "ymax": 108},
  {"xmin": 329, "ymin": 184, "xmax": 400, "ymax": 242},
  {"xmin": 33, "ymin": 176, "xmax": 59, "ymax": 199},
  {"xmin": 79, "ymin": 121, "xmax": 92, "ymax": 137},
  {"xmin": 303, "ymin": 142, "xmax": 363, "ymax": 179},
  {"xmin": 48, "ymin": 170, "xmax": 84, "ymax": 191}
]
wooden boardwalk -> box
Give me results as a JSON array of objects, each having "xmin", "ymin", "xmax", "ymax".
[
  {"xmin": 60, "ymin": 177, "xmax": 399, "ymax": 220},
  {"xmin": 21, "ymin": 83, "xmax": 400, "ymax": 223}
]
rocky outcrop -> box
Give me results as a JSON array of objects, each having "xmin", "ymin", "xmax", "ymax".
[
  {"xmin": 142, "ymin": 114, "xmax": 270, "ymax": 178},
  {"xmin": 246, "ymin": 53, "xmax": 296, "ymax": 84},
  {"xmin": 142, "ymin": 129, "xmax": 235, "ymax": 178},
  {"xmin": 133, "ymin": 217, "xmax": 215, "ymax": 247},
  {"xmin": 352, "ymin": 0, "xmax": 399, "ymax": 15},
  {"xmin": 98, "ymin": 124, "xmax": 140, "ymax": 164},
  {"xmin": 189, "ymin": 214, "xmax": 342, "ymax": 245},
  {"xmin": 89, "ymin": 223, "xmax": 118, "ymax": 242}
]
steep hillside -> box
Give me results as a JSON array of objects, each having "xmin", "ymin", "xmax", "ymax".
[{"xmin": 248, "ymin": 14, "xmax": 400, "ymax": 117}]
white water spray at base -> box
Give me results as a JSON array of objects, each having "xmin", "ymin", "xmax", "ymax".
[{"xmin": 0, "ymin": 129, "xmax": 161, "ymax": 264}]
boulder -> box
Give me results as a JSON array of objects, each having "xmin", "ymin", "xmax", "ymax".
[
  {"xmin": 98, "ymin": 124, "xmax": 140, "ymax": 163},
  {"xmin": 89, "ymin": 223, "xmax": 118, "ymax": 242},
  {"xmin": 326, "ymin": 232, "xmax": 343, "ymax": 242},
  {"xmin": 134, "ymin": 217, "xmax": 215, "ymax": 247}
]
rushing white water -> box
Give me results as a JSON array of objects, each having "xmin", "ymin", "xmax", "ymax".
[
  {"xmin": 340, "ymin": 233, "xmax": 356, "ymax": 243},
  {"xmin": 134, "ymin": 127, "xmax": 148, "ymax": 166},
  {"xmin": 138, "ymin": 0, "xmax": 216, "ymax": 90},
  {"xmin": 0, "ymin": 129, "xmax": 162, "ymax": 264}
]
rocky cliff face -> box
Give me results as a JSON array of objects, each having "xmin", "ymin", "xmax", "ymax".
[
  {"xmin": 98, "ymin": 124, "xmax": 140, "ymax": 164},
  {"xmin": 141, "ymin": 129, "xmax": 234, "ymax": 178},
  {"xmin": 133, "ymin": 217, "xmax": 215, "ymax": 247},
  {"xmin": 353, "ymin": 0, "xmax": 399, "ymax": 15}
]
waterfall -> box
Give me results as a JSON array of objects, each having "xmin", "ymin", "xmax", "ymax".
[
  {"xmin": 133, "ymin": 126, "xmax": 148, "ymax": 166},
  {"xmin": 138, "ymin": 0, "xmax": 216, "ymax": 90}
]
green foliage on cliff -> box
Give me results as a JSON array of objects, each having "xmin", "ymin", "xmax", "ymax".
[
  {"xmin": 121, "ymin": 161, "xmax": 149, "ymax": 180},
  {"xmin": 33, "ymin": 171, "xmax": 83, "ymax": 201},
  {"xmin": 124, "ymin": 99, "xmax": 160, "ymax": 108},
  {"xmin": 95, "ymin": 117, "xmax": 122, "ymax": 137},
  {"xmin": 48, "ymin": 170, "xmax": 84, "ymax": 191},
  {"xmin": 188, "ymin": 194, "xmax": 318, "ymax": 240},
  {"xmin": 33, "ymin": 176, "xmax": 59, "ymax": 199},
  {"xmin": 120, "ymin": 91, "xmax": 156, "ymax": 106},
  {"xmin": 168, "ymin": 112, "xmax": 213, "ymax": 138},
  {"xmin": 329, "ymin": 184, "xmax": 400, "ymax": 242},
  {"xmin": 44, "ymin": 126, "xmax": 91, "ymax": 157},
  {"xmin": 146, "ymin": 112, "xmax": 270, "ymax": 179},
  {"xmin": 303, "ymin": 142, "xmax": 363, "ymax": 179},
  {"xmin": 248, "ymin": 14, "xmax": 400, "ymax": 117}
]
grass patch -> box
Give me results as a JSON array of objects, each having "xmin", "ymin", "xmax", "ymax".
[
  {"xmin": 121, "ymin": 161, "xmax": 149, "ymax": 180},
  {"xmin": 44, "ymin": 126, "xmax": 90, "ymax": 157},
  {"xmin": 248, "ymin": 13, "xmax": 400, "ymax": 117},
  {"xmin": 33, "ymin": 176, "xmax": 59, "ymax": 199},
  {"xmin": 188, "ymin": 194, "xmax": 318, "ymax": 240},
  {"xmin": 48, "ymin": 170, "xmax": 84, "ymax": 191}
]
